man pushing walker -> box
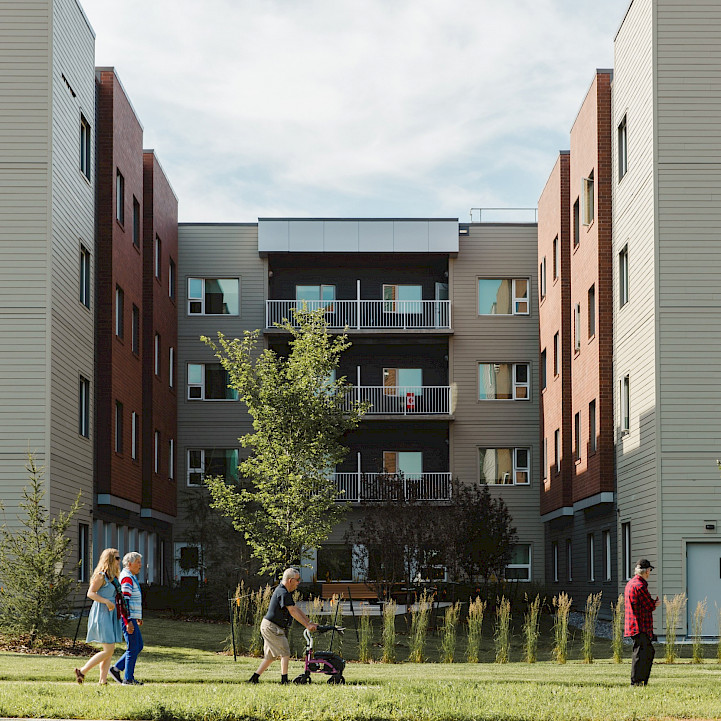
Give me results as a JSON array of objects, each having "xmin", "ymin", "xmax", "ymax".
[{"xmin": 247, "ymin": 568, "xmax": 317, "ymax": 684}]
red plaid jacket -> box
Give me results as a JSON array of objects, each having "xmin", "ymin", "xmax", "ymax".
[{"xmin": 624, "ymin": 574, "xmax": 656, "ymax": 637}]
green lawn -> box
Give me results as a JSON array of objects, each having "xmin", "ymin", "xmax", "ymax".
[{"xmin": 1, "ymin": 614, "xmax": 720, "ymax": 720}]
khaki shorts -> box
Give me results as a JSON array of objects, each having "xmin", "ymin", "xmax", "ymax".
[{"xmin": 260, "ymin": 618, "xmax": 290, "ymax": 659}]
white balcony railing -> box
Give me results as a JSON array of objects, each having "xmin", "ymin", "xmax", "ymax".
[
  {"xmin": 266, "ymin": 300, "xmax": 451, "ymax": 330},
  {"xmin": 344, "ymin": 386, "xmax": 451, "ymax": 415},
  {"xmin": 333, "ymin": 472, "xmax": 452, "ymax": 503}
]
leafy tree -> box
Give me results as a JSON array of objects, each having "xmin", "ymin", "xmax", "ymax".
[
  {"xmin": 201, "ymin": 308, "xmax": 368, "ymax": 577},
  {"xmin": 0, "ymin": 452, "xmax": 82, "ymax": 646}
]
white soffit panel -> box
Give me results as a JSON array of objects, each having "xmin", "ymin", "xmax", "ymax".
[
  {"xmin": 324, "ymin": 221, "xmax": 359, "ymax": 252},
  {"xmin": 429, "ymin": 221, "xmax": 459, "ymax": 252},
  {"xmin": 358, "ymin": 221, "xmax": 394, "ymax": 252},
  {"xmin": 258, "ymin": 220, "xmax": 289, "ymax": 251},
  {"xmin": 393, "ymin": 221, "xmax": 429, "ymax": 252},
  {"xmin": 289, "ymin": 220, "xmax": 324, "ymax": 251}
]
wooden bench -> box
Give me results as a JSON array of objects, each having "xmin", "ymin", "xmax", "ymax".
[{"xmin": 321, "ymin": 582, "xmax": 377, "ymax": 601}]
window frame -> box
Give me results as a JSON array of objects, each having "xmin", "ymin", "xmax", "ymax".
[
  {"xmin": 582, "ymin": 171, "xmax": 594, "ymax": 226},
  {"xmin": 80, "ymin": 246, "xmax": 91, "ymax": 308},
  {"xmin": 553, "ymin": 332, "xmax": 560, "ymax": 376},
  {"xmin": 505, "ymin": 544, "xmax": 531, "ymax": 582},
  {"xmin": 187, "ymin": 277, "xmax": 240, "ymax": 316},
  {"xmin": 478, "ymin": 447, "xmax": 531, "ymax": 486},
  {"xmin": 553, "ymin": 541, "xmax": 559, "ymax": 583},
  {"xmin": 554, "ymin": 428, "xmax": 560, "ymax": 473},
  {"xmin": 588, "ymin": 284, "xmax": 596, "ymax": 338},
  {"xmin": 588, "ymin": 533, "xmax": 595, "ymax": 582},
  {"xmin": 155, "ymin": 235, "xmax": 162, "ymax": 280},
  {"xmin": 604, "ymin": 529, "xmax": 612, "ymax": 582},
  {"xmin": 132, "ymin": 197, "xmax": 140, "ymax": 248},
  {"xmin": 78, "ymin": 522, "xmax": 90, "ymax": 582},
  {"xmin": 154, "ymin": 333, "xmax": 161, "ymax": 377},
  {"xmin": 567, "ymin": 539, "xmax": 573, "ymax": 582},
  {"xmin": 553, "ymin": 235, "xmax": 559, "ymax": 280},
  {"xmin": 115, "ymin": 286, "xmax": 124, "ymax": 339},
  {"xmin": 115, "ymin": 401, "xmax": 123, "ymax": 454},
  {"xmin": 169, "ymin": 258, "xmax": 176, "ymax": 301},
  {"xmin": 618, "ymin": 115, "xmax": 628, "ymax": 180},
  {"xmin": 540, "ymin": 349, "xmax": 547, "ymax": 391},
  {"xmin": 589, "ymin": 399, "xmax": 597, "ymax": 454},
  {"xmin": 477, "ymin": 362, "xmax": 530, "ymax": 401},
  {"xmin": 382, "ymin": 284, "xmax": 422, "ymax": 314},
  {"xmin": 79, "ymin": 376, "xmax": 90, "ymax": 438},
  {"xmin": 115, "ymin": 170, "xmax": 124, "ymax": 225},
  {"xmin": 131, "ymin": 304, "xmax": 140, "ymax": 355},
  {"xmin": 574, "ymin": 303, "xmax": 581, "ymax": 352},
  {"xmin": 477, "ymin": 278, "xmax": 530, "ymax": 316},
  {"xmin": 187, "ymin": 362, "xmax": 238, "ymax": 401},
  {"xmin": 169, "ymin": 438, "xmax": 175, "ymax": 481},
  {"xmin": 542, "ymin": 437, "xmax": 548, "ymax": 480},
  {"xmin": 621, "ymin": 375, "xmax": 630, "ymax": 434},
  {"xmin": 187, "ymin": 448, "xmax": 240, "ymax": 487},
  {"xmin": 540, "ymin": 257, "xmax": 547, "ymax": 300},
  {"xmin": 131, "ymin": 411, "xmax": 138, "ymax": 461},
  {"xmin": 573, "ymin": 198, "xmax": 580, "ymax": 246},
  {"xmin": 574, "ymin": 411, "xmax": 581, "ymax": 462},
  {"xmin": 154, "ymin": 430, "xmax": 160, "ymax": 474},
  {"xmin": 80, "ymin": 115, "xmax": 91, "ymax": 181},
  {"xmin": 622, "ymin": 522, "xmax": 631, "ymax": 580},
  {"xmin": 619, "ymin": 246, "xmax": 629, "ymax": 306},
  {"xmin": 169, "ymin": 347, "xmax": 175, "ymax": 389}
]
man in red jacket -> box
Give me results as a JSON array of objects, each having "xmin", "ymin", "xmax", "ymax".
[{"xmin": 624, "ymin": 558, "xmax": 659, "ymax": 686}]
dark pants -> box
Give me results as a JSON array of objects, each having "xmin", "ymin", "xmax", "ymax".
[
  {"xmin": 631, "ymin": 632, "xmax": 655, "ymax": 685},
  {"xmin": 115, "ymin": 619, "xmax": 143, "ymax": 681}
]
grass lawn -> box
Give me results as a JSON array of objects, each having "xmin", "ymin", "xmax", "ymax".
[{"xmin": 1, "ymin": 613, "xmax": 720, "ymax": 720}]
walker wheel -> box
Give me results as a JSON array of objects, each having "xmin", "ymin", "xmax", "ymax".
[
  {"xmin": 293, "ymin": 674, "xmax": 310, "ymax": 684},
  {"xmin": 327, "ymin": 674, "xmax": 345, "ymax": 684}
]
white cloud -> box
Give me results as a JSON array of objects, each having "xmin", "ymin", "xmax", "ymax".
[{"xmin": 81, "ymin": 0, "xmax": 630, "ymax": 221}]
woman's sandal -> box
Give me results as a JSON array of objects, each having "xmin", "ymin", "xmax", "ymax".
[{"xmin": 74, "ymin": 668, "xmax": 85, "ymax": 685}]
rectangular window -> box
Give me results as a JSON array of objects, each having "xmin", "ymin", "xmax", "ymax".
[
  {"xmin": 505, "ymin": 544, "xmax": 531, "ymax": 581},
  {"xmin": 619, "ymin": 246, "xmax": 629, "ymax": 306},
  {"xmin": 79, "ymin": 377, "xmax": 90, "ymax": 437},
  {"xmin": 554, "ymin": 429, "xmax": 560, "ymax": 473},
  {"xmin": 567, "ymin": 539, "xmax": 573, "ymax": 582},
  {"xmin": 187, "ymin": 363, "xmax": 238, "ymax": 401},
  {"xmin": 477, "ymin": 278, "xmax": 529, "ymax": 315},
  {"xmin": 155, "ymin": 236, "xmax": 162, "ymax": 279},
  {"xmin": 540, "ymin": 349, "xmax": 547, "ymax": 391},
  {"xmin": 169, "ymin": 258, "xmax": 176, "ymax": 300},
  {"xmin": 553, "ymin": 541, "xmax": 559, "ymax": 583},
  {"xmin": 621, "ymin": 375, "xmax": 630, "ymax": 433},
  {"xmin": 116, "ymin": 170, "xmax": 124, "ymax": 225},
  {"xmin": 80, "ymin": 115, "xmax": 91, "ymax": 180},
  {"xmin": 383, "ymin": 368, "xmax": 423, "ymax": 396},
  {"xmin": 78, "ymin": 522, "xmax": 90, "ymax": 582},
  {"xmin": 589, "ymin": 399, "xmax": 597, "ymax": 454},
  {"xmin": 618, "ymin": 115, "xmax": 628, "ymax": 180},
  {"xmin": 169, "ymin": 347, "xmax": 175, "ymax": 389},
  {"xmin": 383, "ymin": 284, "xmax": 422, "ymax": 314},
  {"xmin": 479, "ymin": 448, "xmax": 530, "ymax": 485},
  {"xmin": 169, "ymin": 439, "xmax": 174, "ymax": 480},
  {"xmin": 588, "ymin": 533, "xmax": 595, "ymax": 582},
  {"xmin": 588, "ymin": 284, "xmax": 596, "ymax": 337},
  {"xmin": 154, "ymin": 430, "xmax": 160, "ymax": 474},
  {"xmin": 115, "ymin": 401, "xmax": 123, "ymax": 454},
  {"xmin": 131, "ymin": 411, "xmax": 138, "ymax": 461},
  {"xmin": 553, "ymin": 235, "xmax": 559, "ymax": 279},
  {"xmin": 132, "ymin": 197, "xmax": 140, "ymax": 248},
  {"xmin": 553, "ymin": 332, "xmax": 560, "ymax": 376},
  {"xmin": 131, "ymin": 305, "xmax": 139, "ymax": 355},
  {"xmin": 622, "ymin": 522, "xmax": 631, "ymax": 580},
  {"xmin": 80, "ymin": 246, "xmax": 91, "ymax": 308},
  {"xmin": 188, "ymin": 278, "xmax": 240, "ymax": 315},
  {"xmin": 542, "ymin": 438, "xmax": 548, "ymax": 480},
  {"xmin": 604, "ymin": 530, "xmax": 612, "ymax": 582},
  {"xmin": 155, "ymin": 334, "xmax": 161, "ymax": 377},
  {"xmin": 574, "ymin": 303, "xmax": 581, "ymax": 351},
  {"xmin": 478, "ymin": 363, "xmax": 529, "ymax": 400},
  {"xmin": 573, "ymin": 198, "xmax": 580, "ymax": 246},
  {"xmin": 382, "ymin": 451, "xmax": 422, "ymax": 477},
  {"xmin": 187, "ymin": 448, "xmax": 240, "ymax": 487},
  {"xmin": 115, "ymin": 286, "xmax": 124, "ymax": 339},
  {"xmin": 540, "ymin": 257, "xmax": 546, "ymax": 300},
  {"xmin": 296, "ymin": 284, "xmax": 336, "ymax": 311},
  {"xmin": 574, "ymin": 411, "xmax": 581, "ymax": 461},
  {"xmin": 582, "ymin": 171, "xmax": 594, "ymax": 226}
]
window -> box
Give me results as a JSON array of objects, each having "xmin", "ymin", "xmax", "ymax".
[
  {"xmin": 478, "ymin": 363, "xmax": 530, "ymax": 400},
  {"xmin": 80, "ymin": 246, "xmax": 90, "ymax": 308},
  {"xmin": 622, "ymin": 522, "xmax": 631, "ymax": 580},
  {"xmin": 154, "ymin": 235, "xmax": 162, "ymax": 279},
  {"xmin": 618, "ymin": 115, "xmax": 628, "ymax": 180},
  {"xmin": 80, "ymin": 115, "xmax": 91, "ymax": 180},
  {"xmin": 169, "ymin": 258, "xmax": 176, "ymax": 300},
  {"xmin": 574, "ymin": 303, "xmax": 581, "ymax": 351},
  {"xmin": 589, "ymin": 399, "xmax": 597, "ymax": 453},
  {"xmin": 540, "ymin": 257, "xmax": 547, "ymax": 300},
  {"xmin": 479, "ymin": 448, "xmax": 530, "ymax": 485},
  {"xmin": 188, "ymin": 278, "xmax": 239, "ymax": 315},
  {"xmin": 383, "ymin": 284, "xmax": 422, "ymax": 314},
  {"xmin": 573, "ymin": 198, "xmax": 580, "ymax": 246},
  {"xmin": 554, "ymin": 429, "xmax": 560, "ymax": 473},
  {"xmin": 542, "ymin": 438, "xmax": 548, "ymax": 480},
  {"xmin": 567, "ymin": 539, "xmax": 573, "ymax": 582},
  {"xmin": 553, "ymin": 235, "xmax": 559, "ymax": 279},
  {"xmin": 79, "ymin": 376, "xmax": 90, "ymax": 437},
  {"xmin": 477, "ymin": 278, "xmax": 529, "ymax": 315},
  {"xmin": 574, "ymin": 412, "xmax": 581, "ymax": 461},
  {"xmin": 582, "ymin": 171, "xmax": 594, "ymax": 226},
  {"xmin": 154, "ymin": 430, "xmax": 160, "ymax": 474},
  {"xmin": 382, "ymin": 451, "xmax": 422, "ymax": 477},
  {"xmin": 621, "ymin": 375, "xmax": 630, "ymax": 433},
  {"xmin": 553, "ymin": 332, "xmax": 560, "ymax": 376},
  {"xmin": 78, "ymin": 523, "xmax": 90, "ymax": 582},
  {"xmin": 154, "ymin": 334, "xmax": 161, "ymax": 377},
  {"xmin": 115, "ymin": 286, "xmax": 124, "ymax": 339},
  {"xmin": 540, "ymin": 349, "xmax": 547, "ymax": 390},
  {"xmin": 169, "ymin": 439, "xmax": 174, "ymax": 480},
  {"xmin": 131, "ymin": 305, "xmax": 139, "ymax": 355},
  {"xmin": 588, "ymin": 285, "xmax": 596, "ymax": 337},
  {"xmin": 116, "ymin": 170, "xmax": 124, "ymax": 224},
  {"xmin": 296, "ymin": 284, "xmax": 335, "ymax": 311},
  {"xmin": 131, "ymin": 412, "xmax": 138, "ymax": 461},
  {"xmin": 169, "ymin": 347, "xmax": 175, "ymax": 389},
  {"xmin": 383, "ymin": 368, "xmax": 423, "ymax": 396},
  {"xmin": 553, "ymin": 541, "xmax": 559, "ymax": 583},
  {"xmin": 187, "ymin": 363, "xmax": 238, "ymax": 401},
  {"xmin": 604, "ymin": 530, "xmax": 612, "ymax": 582},
  {"xmin": 132, "ymin": 197, "xmax": 140, "ymax": 248},
  {"xmin": 115, "ymin": 401, "xmax": 123, "ymax": 454},
  {"xmin": 317, "ymin": 545, "xmax": 353, "ymax": 581},
  {"xmin": 187, "ymin": 448, "xmax": 240, "ymax": 486},
  {"xmin": 588, "ymin": 533, "xmax": 595, "ymax": 582},
  {"xmin": 505, "ymin": 544, "xmax": 531, "ymax": 581},
  {"xmin": 619, "ymin": 246, "xmax": 629, "ymax": 306}
]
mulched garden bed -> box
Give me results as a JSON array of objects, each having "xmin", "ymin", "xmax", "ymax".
[{"xmin": 0, "ymin": 634, "xmax": 96, "ymax": 656}]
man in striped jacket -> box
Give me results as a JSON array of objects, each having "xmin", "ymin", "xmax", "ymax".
[{"xmin": 109, "ymin": 552, "xmax": 144, "ymax": 685}]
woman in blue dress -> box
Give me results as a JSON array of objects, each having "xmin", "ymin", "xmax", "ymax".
[{"xmin": 74, "ymin": 547, "xmax": 124, "ymax": 684}]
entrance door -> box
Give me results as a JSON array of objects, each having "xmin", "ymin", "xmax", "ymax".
[
  {"xmin": 435, "ymin": 282, "xmax": 449, "ymax": 327},
  {"xmin": 686, "ymin": 542, "xmax": 721, "ymax": 636}
]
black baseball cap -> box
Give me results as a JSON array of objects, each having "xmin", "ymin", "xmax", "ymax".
[{"xmin": 637, "ymin": 558, "xmax": 654, "ymax": 570}]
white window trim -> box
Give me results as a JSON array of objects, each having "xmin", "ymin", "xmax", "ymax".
[
  {"xmin": 80, "ymin": 246, "xmax": 90, "ymax": 308},
  {"xmin": 478, "ymin": 363, "xmax": 531, "ymax": 401},
  {"xmin": 619, "ymin": 246, "xmax": 629, "ymax": 306},
  {"xmin": 116, "ymin": 170, "xmax": 124, "ymax": 224},
  {"xmin": 505, "ymin": 544, "xmax": 531, "ymax": 582},
  {"xmin": 588, "ymin": 534, "xmax": 595, "ymax": 582},
  {"xmin": 169, "ymin": 347, "xmax": 175, "ymax": 389},
  {"xmin": 131, "ymin": 411, "xmax": 138, "ymax": 460},
  {"xmin": 155, "ymin": 236, "xmax": 161, "ymax": 279},
  {"xmin": 574, "ymin": 411, "xmax": 581, "ymax": 461},
  {"xmin": 574, "ymin": 303, "xmax": 581, "ymax": 351},
  {"xmin": 553, "ymin": 236, "xmax": 559, "ymax": 279},
  {"xmin": 540, "ymin": 258, "xmax": 546, "ymax": 300},
  {"xmin": 187, "ymin": 363, "xmax": 236, "ymax": 402},
  {"xmin": 621, "ymin": 375, "xmax": 630, "ymax": 434},
  {"xmin": 154, "ymin": 430, "xmax": 160, "ymax": 474},
  {"xmin": 542, "ymin": 437, "xmax": 548, "ymax": 480},
  {"xmin": 187, "ymin": 277, "xmax": 240, "ymax": 316},
  {"xmin": 622, "ymin": 522, "xmax": 631, "ymax": 581},
  {"xmin": 479, "ymin": 447, "xmax": 531, "ymax": 486},
  {"xmin": 554, "ymin": 429, "xmax": 560, "ymax": 473},
  {"xmin": 567, "ymin": 539, "xmax": 573, "ymax": 582},
  {"xmin": 115, "ymin": 287, "xmax": 123, "ymax": 338},
  {"xmin": 582, "ymin": 174, "xmax": 594, "ymax": 226},
  {"xmin": 187, "ymin": 449, "xmax": 205, "ymax": 487},
  {"xmin": 154, "ymin": 334, "xmax": 161, "ymax": 377},
  {"xmin": 618, "ymin": 115, "xmax": 628, "ymax": 180},
  {"xmin": 169, "ymin": 439, "xmax": 174, "ymax": 480},
  {"xmin": 604, "ymin": 530, "xmax": 612, "ymax": 582},
  {"xmin": 477, "ymin": 278, "xmax": 530, "ymax": 316},
  {"xmin": 553, "ymin": 542, "xmax": 559, "ymax": 583}
]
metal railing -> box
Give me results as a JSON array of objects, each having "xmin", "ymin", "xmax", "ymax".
[
  {"xmin": 344, "ymin": 386, "xmax": 451, "ymax": 415},
  {"xmin": 469, "ymin": 207, "xmax": 538, "ymax": 223},
  {"xmin": 333, "ymin": 472, "xmax": 452, "ymax": 503},
  {"xmin": 266, "ymin": 300, "xmax": 451, "ymax": 330}
]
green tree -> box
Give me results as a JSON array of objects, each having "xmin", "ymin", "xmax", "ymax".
[
  {"xmin": 0, "ymin": 452, "xmax": 82, "ymax": 646},
  {"xmin": 201, "ymin": 308, "xmax": 367, "ymax": 577}
]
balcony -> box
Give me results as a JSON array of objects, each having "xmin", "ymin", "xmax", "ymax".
[
  {"xmin": 333, "ymin": 472, "xmax": 452, "ymax": 503},
  {"xmin": 265, "ymin": 299, "xmax": 451, "ymax": 331},
  {"xmin": 344, "ymin": 386, "xmax": 452, "ymax": 417}
]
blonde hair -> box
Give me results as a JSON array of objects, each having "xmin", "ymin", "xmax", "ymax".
[{"xmin": 93, "ymin": 548, "xmax": 120, "ymax": 580}]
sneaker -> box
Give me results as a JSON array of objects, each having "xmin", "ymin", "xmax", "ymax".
[
  {"xmin": 122, "ymin": 679, "xmax": 144, "ymax": 685},
  {"xmin": 247, "ymin": 674, "xmax": 259, "ymax": 684},
  {"xmin": 108, "ymin": 666, "xmax": 122, "ymax": 684}
]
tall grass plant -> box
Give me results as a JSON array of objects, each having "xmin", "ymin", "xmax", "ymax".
[
  {"xmin": 611, "ymin": 594, "xmax": 624, "ymax": 663},
  {"xmin": 552, "ymin": 592, "xmax": 572, "ymax": 664},
  {"xmin": 440, "ymin": 602, "xmax": 460, "ymax": 663},
  {"xmin": 522, "ymin": 594, "xmax": 541, "ymax": 663},
  {"xmin": 465, "ymin": 596, "xmax": 486, "ymax": 663},
  {"xmin": 494, "ymin": 596, "xmax": 511, "ymax": 664},
  {"xmin": 381, "ymin": 600, "xmax": 397, "ymax": 663},
  {"xmin": 664, "ymin": 593, "xmax": 686, "ymax": 664},
  {"xmin": 408, "ymin": 591, "xmax": 432, "ymax": 663}
]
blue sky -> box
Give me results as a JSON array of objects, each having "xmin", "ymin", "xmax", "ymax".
[{"xmin": 81, "ymin": 0, "xmax": 631, "ymax": 223}]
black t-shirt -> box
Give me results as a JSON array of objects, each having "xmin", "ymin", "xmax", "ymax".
[{"xmin": 264, "ymin": 583, "xmax": 295, "ymax": 629}]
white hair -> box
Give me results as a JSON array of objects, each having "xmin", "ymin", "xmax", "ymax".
[
  {"xmin": 635, "ymin": 565, "xmax": 646, "ymax": 575},
  {"xmin": 123, "ymin": 551, "xmax": 142, "ymax": 567},
  {"xmin": 282, "ymin": 567, "xmax": 300, "ymax": 583}
]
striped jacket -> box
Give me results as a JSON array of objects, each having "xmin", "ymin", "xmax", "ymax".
[{"xmin": 119, "ymin": 569, "xmax": 143, "ymax": 620}]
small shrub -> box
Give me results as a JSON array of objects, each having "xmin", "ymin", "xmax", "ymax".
[
  {"xmin": 522, "ymin": 594, "xmax": 541, "ymax": 663},
  {"xmin": 228, "ymin": 582, "xmax": 251, "ymax": 655},
  {"xmin": 441, "ymin": 602, "xmax": 461, "ymax": 664},
  {"xmin": 664, "ymin": 593, "xmax": 686, "ymax": 664},
  {"xmin": 408, "ymin": 591, "xmax": 432, "ymax": 663},
  {"xmin": 466, "ymin": 596, "xmax": 486, "ymax": 663},
  {"xmin": 249, "ymin": 585, "xmax": 272, "ymax": 657},
  {"xmin": 494, "ymin": 596, "xmax": 511, "ymax": 664},
  {"xmin": 692, "ymin": 599, "xmax": 708, "ymax": 664},
  {"xmin": 582, "ymin": 592, "xmax": 602, "ymax": 664},
  {"xmin": 358, "ymin": 605, "xmax": 373, "ymax": 663},
  {"xmin": 382, "ymin": 600, "xmax": 397, "ymax": 663},
  {"xmin": 552, "ymin": 592, "xmax": 572, "ymax": 664},
  {"xmin": 611, "ymin": 594, "xmax": 624, "ymax": 663}
]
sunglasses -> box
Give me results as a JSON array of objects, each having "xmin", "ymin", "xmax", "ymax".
[{"xmin": 115, "ymin": 556, "xmax": 121, "ymax": 561}]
